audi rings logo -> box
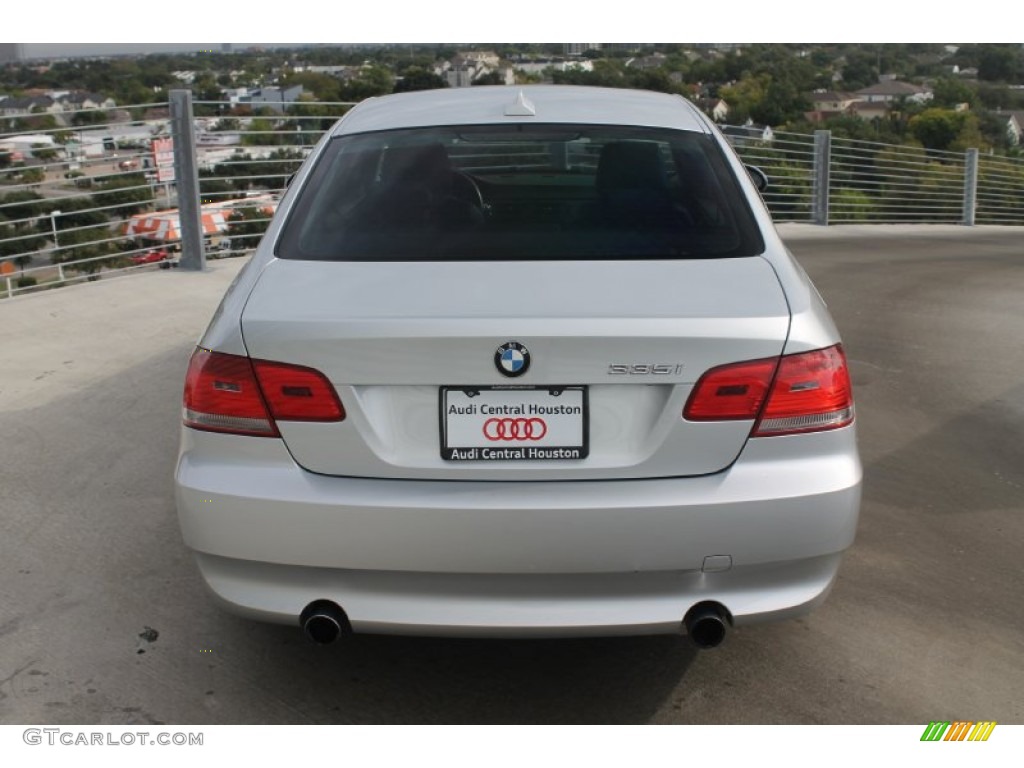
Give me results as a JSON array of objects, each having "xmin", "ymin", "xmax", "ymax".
[{"xmin": 483, "ymin": 417, "xmax": 548, "ymax": 441}]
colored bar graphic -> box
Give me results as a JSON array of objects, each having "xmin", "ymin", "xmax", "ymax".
[
  {"xmin": 968, "ymin": 722, "xmax": 997, "ymax": 741},
  {"xmin": 921, "ymin": 722, "xmax": 950, "ymax": 741},
  {"xmin": 920, "ymin": 720, "xmax": 996, "ymax": 741}
]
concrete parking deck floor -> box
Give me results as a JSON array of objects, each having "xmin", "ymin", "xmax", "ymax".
[{"xmin": 1, "ymin": 225, "xmax": 1022, "ymax": 724}]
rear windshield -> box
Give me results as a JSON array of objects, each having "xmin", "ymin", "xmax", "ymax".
[{"xmin": 276, "ymin": 124, "xmax": 764, "ymax": 261}]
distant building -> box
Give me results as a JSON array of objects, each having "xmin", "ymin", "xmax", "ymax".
[
  {"xmin": 625, "ymin": 53, "xmax": 668, "ymax": 71},
  {"xmin": 803, "ymin": 91, "xmax": 863, "ymax": 122},
  {"xmin": 248, "ymin": 85, "xmax": 304, "ymax": 113},
  {"xmin": 513, "ymin": 59, "xmax": 593, "ymax": 77},
  {"xmin": 855, "ymin": 80, "xmax": 933, "ymax": 105},
  {"xmin": 221, "ymin": 43, "xmax": 233, "ymax": 54},
  {"xmin": 564, "ymin": 44, "xmax": 600, "ymax": 56},
  {"xmin": 709, "ymin": 99, "xmax": 729, "ymax": 122},
  {"xmin": 0, "ymin": 95, "xmax": 62, "ymax": 117},
  {"xmin": 995, "ymin": 111, "xmax": 1024, "ymax": 145},
  {"xmin": 439, "ymin": 53, "xmax": 513, "ymax": 88},
  {"xmin": 0, "ymin": 44, "xmax": 24, "ymax": 64},
  {"xmin": 722, "ymin": 122, "xmax": 774, "ymax": 147}
]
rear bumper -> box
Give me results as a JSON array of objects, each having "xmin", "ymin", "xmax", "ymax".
[{"xmin": 175, "ymin": 426, "xmax": 861, "ymax": 637}]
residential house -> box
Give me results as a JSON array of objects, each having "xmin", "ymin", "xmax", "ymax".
[
  {"xmin": 440, "ymin": 54, "xmax": 513, "ymax": 88},
  {"xmin": 625, "ymin": 53, "xmax": 668, "ymax": 71},
  {"xmin": 803, "ymin": 91, "xmax": 861, "ymax": 123},
  {"xmin": 722, "ymin": 121, "xmax": 774, "ymax": 147},
  {"xmin": 458, "ymin": 51, "xmax": 501, "ymax": 68},
  {"xmin": 60, "ymin": 91, "xmax": 117, "ymax": 112},
  {"xmin": 856, "ymin": 80, "xmax": 933, "ymax": 105},
  {"xmin": 564, "ymin": 44, "xmax": 600, "ymax": 56},
  {"xmin": 850, "ymin": 101, "xmax": 889, "ymax": 121},
  {"xmin": 695, "ymin": 98, "xmax": 730, "ymax": 122},
  {"xmin": 512, "ymin": 59, "xmax": 594, "ymax": 77},
  {"xmin": 248, "ymin": 85, "xmax": 304, "ymax": 114},
  {"xmin": 221, "ymin": 87, "xmax": 251, "ymax": 106},
  {"xmin": 809, "ymin": 91, "xmax": 860, "ymax": 113},
  {"xmin": 711, "ymin": 99, "xmax": 730, "ymax": 122},
  {"xmin": 0, "ymin": 95, "xmax": 62, "ymax": 117},
  {"xmin": 995, "ymin": 111, "xmax": 1024, "ymax": 145}
]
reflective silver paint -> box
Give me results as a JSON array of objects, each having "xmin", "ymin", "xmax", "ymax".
[{"xmin": 178, "ymin": 85, "xmax": 862, "ymax": 637}]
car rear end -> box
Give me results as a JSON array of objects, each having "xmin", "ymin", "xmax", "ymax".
[{"xmin": 174, "ymin": 86, "xmax": 861, "ymax": 645}]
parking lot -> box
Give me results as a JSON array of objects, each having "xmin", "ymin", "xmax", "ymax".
[{"xmin": 0, "ymin": 225, "xmax": 1022, "ymax": 724}]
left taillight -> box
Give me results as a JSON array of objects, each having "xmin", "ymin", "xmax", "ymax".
[{"xmin": 183, "ymin": 349, "xmax": 344, "ymax": 437}]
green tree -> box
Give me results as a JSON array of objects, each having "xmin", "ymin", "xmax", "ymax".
[
  {"xmin": 909, "ymin": 108, "xmax": 977, "ymax": 152},
  {"xmin": 0, "ymin": 215, "xmax": 45, "ymax": 271},
  {"xmin": 71, "ymin": 111, "xmax": 108, "ymax": 127},
  {"xmin": 338, "ymin": 66, "xmax": 394, "ymax": 101},
  {"xmin": 281, "ymin": 71, "xmax": 342, "ymax": 102},
  {"xmin": 225, "ymin": 206, "xmax": 270, "ymax": 250},
  {"xmin": 0, "ymin": 190, "xmax": 47, "ymax": 222},
  {"xmin": 931, "ymin": 77, "xmax": 977, "ymax": 109},
  {"xmin": 31, "ymin": 144, "xmax": 59, "ymax": 162},
  {"xmin": 90, "ymin": 173, "xmax": 155, "ymax": 216},
  {"xmin": 977, "ymin": 45, "xmax": 1022, "ymax": 83},
  {"xmin": 394, "ymin": 67, "xmax": 448, "ymax": 92},
  {"xmin": 471, "ymin": 70, "xmax": 505, "ymax": 87},
  {"xmin": 51, "ymin": 225, "xmax": 118, "ymax": 276}
]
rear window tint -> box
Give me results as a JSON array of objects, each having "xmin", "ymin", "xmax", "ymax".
[{"xmin": 276, "ymin": 124, "xmax": 764, "ymax": 261}]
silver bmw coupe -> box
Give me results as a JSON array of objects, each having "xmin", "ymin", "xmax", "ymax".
[{"xmin": 175, "ymin": 85, "xmax": 861, "ymax": 648}]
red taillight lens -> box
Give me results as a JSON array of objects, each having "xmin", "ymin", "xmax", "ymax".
[
  {"xmin": 753, "ymin": 345, "xmax": 853, "ymax": 436},
  {"xmin": 683, "ymin": 357, "xmax": 778, "ymax": 420},
  {"xmin": 684, "ymin": 344, "xmax": 854, "ymax": 437},
  {"xmin": 183, "ymin": 349, "xmax": 344, "ymax": 437},
  {"xmin": 252, "ymin": 359, "xmax": 345, "ymax": 422}
]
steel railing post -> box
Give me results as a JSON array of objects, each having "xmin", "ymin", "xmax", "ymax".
[
  {"xmin": 812, "ymin": 130, "xmax": 831, "ymax": 226},
  {"xmin": 962, "ymin": 148, "xmax": 979, "ymax": 226},
  {"xmin": 169, "ymin": 90, "xmax": 206, "ymax": 271}
]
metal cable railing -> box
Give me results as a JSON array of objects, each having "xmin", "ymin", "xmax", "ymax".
[
  {"xmin": 4, "ymin": 98, "xmax": 1024, "ymax": 299},
  {"xmin": 976, "ymin": 155, "xmax": 1024, "ymax": 225},
  {"xmin": 829, "ymin": 137, "xmax": 967, "ymax": 224},
  {"xmin": 724, "ymin": 129, "xmax": 817, "ymax": 222}
]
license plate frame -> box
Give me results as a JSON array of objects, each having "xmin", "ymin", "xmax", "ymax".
[{"xmin": 440, "ymin": 386, "xmax": 589, "ymax": 461}]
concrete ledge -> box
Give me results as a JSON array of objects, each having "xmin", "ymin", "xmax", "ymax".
[{"xmin": 776, "ymin": 223, "xmax": 1023, "ymax": 241}]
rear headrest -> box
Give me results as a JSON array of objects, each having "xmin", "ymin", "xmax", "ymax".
[
  {"xmin": 596, "ymin": 141, "xmax": 667, "ymax": 192},
  {"xmin": 380, "ymin": 143, "xmax": 452, "ymax": 185}
]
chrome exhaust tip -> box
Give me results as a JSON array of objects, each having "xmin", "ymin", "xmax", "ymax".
[
  {"xmin": 300, "ymin": 601, "xmax": 350, "ymax": 645},
  {"xmin": 683, "ymin": 602, "xmax": 730, "ymax": 649}
]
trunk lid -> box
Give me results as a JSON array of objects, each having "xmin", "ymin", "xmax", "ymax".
[{"xmin": 239, "ymin": 257, "xmax": 790, "ymax": 480}]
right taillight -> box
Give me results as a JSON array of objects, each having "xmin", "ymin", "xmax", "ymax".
[
  {"xmin": 684, "ymin": 344, "xmax": 854, "ymax": 437},
  {"xmin": 183, "ymin": 348, "xmax": 344, "ymax": 437},
  {"xmin": 753, "ymin": 344, "xmax": 853, "ymax": 436}
]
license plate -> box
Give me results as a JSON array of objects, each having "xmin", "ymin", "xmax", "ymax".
[{"xmin": 440, "ymin": 386, "xmax": 589, "ymax": 461}]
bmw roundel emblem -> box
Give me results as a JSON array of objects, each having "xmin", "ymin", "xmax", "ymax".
[{"xmin": 495, "ymin": 341, "xmax": 531, "ymax": 378}]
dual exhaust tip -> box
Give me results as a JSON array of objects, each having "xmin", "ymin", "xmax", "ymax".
[
  {"xmin": 300, "ymin": 600, "xmax": 350, "ymax": 645},
  {"xmin": 683, "ymin": 602, "xmax": 730, "ymax": 649},
  {"xmin": 301, "ymin": 599, "xmax": 730, "ymax": 649}
]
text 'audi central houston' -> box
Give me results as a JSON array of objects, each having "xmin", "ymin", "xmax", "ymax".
[{"xmin": 175, "ymin": 85, "xmax": 862, "ymax": 648}]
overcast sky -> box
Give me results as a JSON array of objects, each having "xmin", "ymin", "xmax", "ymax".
[
  {"xmin": 22, "ymin": 44, "xmax": 286, "ymax": 59},
  {"xmin": 8, "ymin": 0, "xmax": 1019, "ymax": 55}
]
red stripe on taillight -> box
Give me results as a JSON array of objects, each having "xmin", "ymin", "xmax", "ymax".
[
  {"xmin": 684, "ymin": 344, "xmax": 854, "ymax": 437},
  {"xmin": 252, "ymin": 359, "xmax": 345, "ymax": 422},
  {"xmin": 753, "ymin": 345, "xmax": 853, "ymax": 436},
  {"xmin": 683, "ymin": 357, "xmax": 778, "ymax": 421},
  {"xmin": 183, "ymin": 349, "xmax": 278, "ymax": 436},
  {"xmin": 182, "ymin": 349, "xmax": 344, "ymax": 437}
]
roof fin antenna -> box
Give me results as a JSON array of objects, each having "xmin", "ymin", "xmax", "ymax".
[{"xmin": 504, "ymin": 90, "xmax": 536, "ymax": 117}]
